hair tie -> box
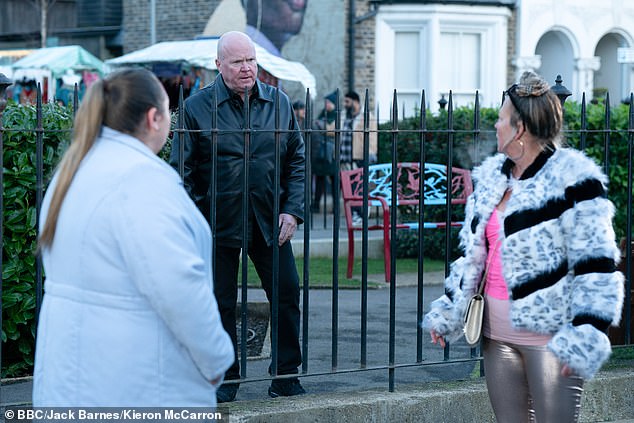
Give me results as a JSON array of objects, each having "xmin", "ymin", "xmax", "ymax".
[{"xmin": 514, "ymin": 83, "xmax": 549, "ymax": 97}]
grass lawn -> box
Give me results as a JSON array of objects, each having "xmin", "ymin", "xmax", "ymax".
[
  {"xmin": 603, "ymin": 345, "xmax": 634, "ymax": 370},
  {"xmin": 241, "ymin": 257, "xmax": 445, "ymax": 289}
]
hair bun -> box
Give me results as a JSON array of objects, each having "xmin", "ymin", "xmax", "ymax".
[{"xmin": 515, "ymin": 71, "xmax": 550, "ymax": 97}]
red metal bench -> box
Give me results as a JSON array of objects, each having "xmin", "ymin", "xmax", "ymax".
[{"xmin": 340, "ymin": 162, "xmax": 473, "ymax": 282}]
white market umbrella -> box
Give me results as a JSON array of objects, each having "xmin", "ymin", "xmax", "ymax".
[{"xmin": 106, "ymin": 39, "xmax": 316, "ymax": 96}]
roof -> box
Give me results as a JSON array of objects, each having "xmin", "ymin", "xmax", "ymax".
[
  {"xmin": 11, "ymin": 46, "xmax": 105, "ymax": 78},
  {"xmin": 105, "ymin": 39, "xmax": 317, "ymax": 97}
]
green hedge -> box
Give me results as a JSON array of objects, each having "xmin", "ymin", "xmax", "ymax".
[
  {"xmin": 1, "ymin": 101, "xmax": 73, "ymax": 377},
  {"xmin": 377, "ymin": 105, "xmax": 500, "ymax": 169},
  {"xmin": 380, "ymin": 101, "xmax": 633, "ymax": 259}
]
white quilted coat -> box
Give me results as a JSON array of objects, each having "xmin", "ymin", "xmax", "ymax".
[{"xmin": 33, "ymin": 127, "xmax": 233, "ymax": 406}]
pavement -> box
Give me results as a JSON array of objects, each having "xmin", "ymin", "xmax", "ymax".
[{"xmin": 2, "ymin": 211, "xmax": 633, "ymax": 421}]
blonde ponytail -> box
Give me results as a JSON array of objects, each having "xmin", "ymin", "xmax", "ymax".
[
  {"xmin": 38, "ymin": 69, "xmax": 166, "ymax": 250},
  {"xmin": 38, "ymin": 80, "xmax": 106, "ymax": 249}
]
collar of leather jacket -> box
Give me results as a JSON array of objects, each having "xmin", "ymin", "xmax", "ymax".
[{"xmin": 216, "ymin": 74, "xmax": 274, "ymax": 107}]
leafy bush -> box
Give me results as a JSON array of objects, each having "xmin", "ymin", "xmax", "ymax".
[
  {"xmin": 396, "ymin": 228, "xmax": 462, "ymax": 261},
  {"xmin": 394, "ymin": 202, "xmax": 465, "ymax": 260},
  {"xmin": 381, "ymin": 100, "xmax": 634, "ymax": 258},
  {"xmin": 1, "ymin": 101, "xmax": 73, "ymax": 377},
  {"xmin": 377, "ymin": 105, "xmax": 500, "ymax": 169}
]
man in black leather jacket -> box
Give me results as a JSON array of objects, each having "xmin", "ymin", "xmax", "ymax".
[{"xmin": 170, "ymin": 31, "xmax": 305, "ymax": 403}]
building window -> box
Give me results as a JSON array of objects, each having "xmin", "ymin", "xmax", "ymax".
[
  {"xmin": 439, "ymin": 31, "xmax": 481, "ymax": 92},
  {"xmin": 375, "ymin": 4, "xmax": 510, "ymax": 117},
  {"xmin": 394, "ymin": 31, "xmax": 422, "ymax": 116}
]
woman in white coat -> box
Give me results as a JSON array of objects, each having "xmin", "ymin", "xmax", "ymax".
[{"xmin": 34, "ymin": 68, "xmax": 234, "ymax": 406}]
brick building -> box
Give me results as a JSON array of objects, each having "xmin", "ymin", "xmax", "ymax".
[
  {"xmin": 0, "ymin": 0, "xmax": 123, "ymax": 59},
  {"xmin": 122, "ymin": 0, "xmax": 222, "ymax": 53}
]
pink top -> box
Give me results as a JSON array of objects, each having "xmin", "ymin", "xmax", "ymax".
[
  {"xmin": 481, "ymin": 209, "xmax": 552, "ymax": 345},
  {"xmin": 483, "ymin": 209, "xmax": 508, "ymax": 300}
]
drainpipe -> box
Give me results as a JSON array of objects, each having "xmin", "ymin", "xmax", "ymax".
[
  {"xmin": 150, "ymin": 0, "xmax": 156, "ymax": 45},
  {"xmin": 348, "ymin": 0, "xmax": 379, "ymax": 93},
  {"xmin": 348, "ymin": 0, "xmax": 355, "ymax": 93}
]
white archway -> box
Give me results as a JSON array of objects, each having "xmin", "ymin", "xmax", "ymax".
[
  {"xmin": 535, "ymin": 31, "xmax": 575, "ymax": 91},
  {"xmin": 594, "ymin": 32, "xmax": 630, "ymax": 105}
]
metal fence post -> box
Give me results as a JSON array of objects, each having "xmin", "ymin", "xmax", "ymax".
[
  {"xmin": 551, "ymin": 74, "xmax": 572, "ymax": 107},
  {"xmin": 0, "ymin": 72, "xmax": 11, "ymax": 376}
]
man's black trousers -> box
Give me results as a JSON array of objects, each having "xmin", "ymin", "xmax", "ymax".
[{"xmin": 213, "ymin": 225, "xmax": 302, "ymax": 380}]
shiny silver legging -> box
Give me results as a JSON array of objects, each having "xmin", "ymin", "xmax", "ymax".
[{"xmin": 482, "ymin": 337, "xmax": 584, "ymax": 423}]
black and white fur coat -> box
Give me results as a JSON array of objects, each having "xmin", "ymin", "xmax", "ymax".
[{"xmin": 422, "ymin": 148, "xmax": 624, "ymax": 379}]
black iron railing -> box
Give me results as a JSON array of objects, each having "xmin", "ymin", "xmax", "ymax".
[{"xmin": 0, "ymin": 82, "xmax": 632, "ymax": 396}]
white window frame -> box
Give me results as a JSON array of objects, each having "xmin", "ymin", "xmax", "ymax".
[
  {"xmin": 375, "ymin": 15, "xmax": 430, "ymax": 119},
  {"xmin": 375, "ymin": 5, "xmax": 510, "ymax": 117}
]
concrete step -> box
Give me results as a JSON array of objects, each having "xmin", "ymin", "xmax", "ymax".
[{"xmin": 223, "ymin": 369, "xmax": 634, "ymax": 423}]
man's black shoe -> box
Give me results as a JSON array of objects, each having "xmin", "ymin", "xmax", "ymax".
[
  {"xmin": 268, "ymin": 378, "xmax": 306, "ymax": 398},
  {"xmin": 216, "ymin": 383, "xmax": 239, "ymax": 403}
]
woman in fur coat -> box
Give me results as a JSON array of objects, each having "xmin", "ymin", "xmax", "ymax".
[{"xmin": 423, "ymin": 71, "xmax": 624, "ymax": 422}]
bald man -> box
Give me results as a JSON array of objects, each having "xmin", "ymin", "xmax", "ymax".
[{"xmin": 170, "ymin": 31, "xmax": 306, "ymax": 402}]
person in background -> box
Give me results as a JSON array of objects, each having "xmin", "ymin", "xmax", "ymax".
[
  {"xmin": 423, "ymin": 71, "xmax": 624, "ymax": 422},
  {"xmin": 292, "ymin": 100, "xmax": 306, "ymax": 128},
  {"xmin": 341, "ymin": 91, "xmax": 378, "ymax": 167},
  {"xmin": 170, "ymin": 31, "xmax": 306, "ymax": 403},
  {"xmin": 19, "ymin": 78, "xmax": 37, "ymax": 104},
  {"xmin": 311, "ymin": 90, "xmax": 338, "ymax": 213},
  {"xmin": 340, "ymin": 90, "xmax": 378, "ymax": 225},
  {"xmin": 34, "ymin": 68, "xmax": 233, "ymax": 406},
  {"xmin": 189, "ymin": 67, "xmax": 204, "ymax": 97}
]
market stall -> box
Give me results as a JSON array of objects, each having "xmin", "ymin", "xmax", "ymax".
[
  {"xmin": 106, "ymin": 38, "xmax": 317, "ymax": 99},
  {"xmin": 11, "ymin": 45, "xmax": 105, "ymax": 104}
]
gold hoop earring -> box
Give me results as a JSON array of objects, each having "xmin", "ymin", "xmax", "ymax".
[{"xmin": 506, "ymin": 139, "xmax": 525, "ymax": 161}]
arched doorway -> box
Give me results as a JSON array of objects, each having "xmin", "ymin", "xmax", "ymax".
[
  {"xmin": 535, "ymin": 31, "xmax": 575, "ymax": 90},
  {"xmin": 594, "ymin": 33, "xmax": 629, "ymax": 105}
]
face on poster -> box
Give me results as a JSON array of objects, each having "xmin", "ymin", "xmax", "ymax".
[{"xmin": 245, "ymin": 0, "xmax": 308, "ymax": 56}]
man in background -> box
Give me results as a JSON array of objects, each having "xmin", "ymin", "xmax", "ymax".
[
  {"xmin": 292, "ymin": 100, "xmax": 306, "ymax": 128},
  {"xmin": 340, "ymin": 91, "xmax": 378, "ymax": 225}
]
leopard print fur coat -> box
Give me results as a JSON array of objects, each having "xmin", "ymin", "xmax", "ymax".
[{"xmin": 423, "ymin": 148, "xmax": 624, "ymax": 379}]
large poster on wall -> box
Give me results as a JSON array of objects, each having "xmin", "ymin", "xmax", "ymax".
[
  {"xmin": 244, "ymin": 0, "xmax": 308, "ymax": 58},
  {"xmin": 206, "ymin": 0, "xmax": 344, "ymax": 101}
]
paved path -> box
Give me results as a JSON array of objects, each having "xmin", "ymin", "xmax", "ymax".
[{"xmin": 227, "ymin": 282, "xmax": 474, "ymax": 402}]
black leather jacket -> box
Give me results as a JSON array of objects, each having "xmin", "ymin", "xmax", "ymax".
[{"xmin": 170, "ymin": 75, "xmax": 305, "ymax": 247}]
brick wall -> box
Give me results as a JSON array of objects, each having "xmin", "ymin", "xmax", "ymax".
[
  {"xmin": 121, "ymin": 0, "xmax": 345, "ymax": 104},
  {"xmin": 345, "ymin": 0, "xmax": 377, "ymax": 108},
  {"xmin": 506, "ymin": 6, "xmax": 517, "ymax": 87},
  {"xmin": 123, "ymin": 0, "xmax": 221, "ymax": 53}
]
